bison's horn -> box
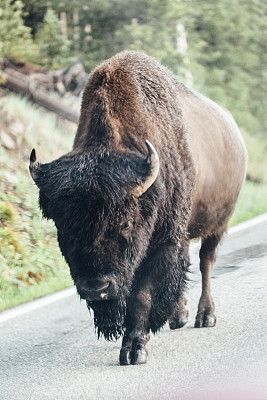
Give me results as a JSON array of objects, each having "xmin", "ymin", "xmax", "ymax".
[
  {"xmin": 133, "ymin": 140, "xmax": 160, "ymax": 197},
  {"xmin": 29, "ymin": 149, "xmax": 41, "ymax": 183}
]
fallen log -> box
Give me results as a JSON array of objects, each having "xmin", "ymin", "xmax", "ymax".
[
  {"xmin": 0, "ymin": 62, "xmax": 83, "ymax": 123},
  {"xmin": 1, "ymin": 58, "xmax": 48, "ymax": 75},
  {"xmin": 2, "ymin": 58, "xmax": 88, "ymax": 96}
]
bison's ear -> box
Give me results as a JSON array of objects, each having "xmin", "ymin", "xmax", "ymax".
[{"xmin": 132, "ymin": 140, "xmax": 159, "ymax": 197}]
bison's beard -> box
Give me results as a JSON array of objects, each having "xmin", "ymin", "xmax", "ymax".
[{"xmin": 87, "ymin": 298, "xmax": 126, "ymax": 341}]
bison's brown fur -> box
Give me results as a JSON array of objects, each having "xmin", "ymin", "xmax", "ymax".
[
  {"xmin": 30, "ymin": 51, "xmax": 247, "ymax": 365},
  {"xmin": 76, "ymin": 51, "xmax": 247, "ymax": 238}
]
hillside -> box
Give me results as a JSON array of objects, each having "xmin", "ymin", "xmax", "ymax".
[
  {"xmin": 0, "ymin": 90, "xmax": 75, "ymax": 311},
  {"xmin": 0, "ymin": 90, "xmax": 267, "ymax": 311}
]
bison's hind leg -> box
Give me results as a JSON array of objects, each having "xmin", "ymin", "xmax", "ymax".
[
  {"xmin": 195, "ymin": 234, "xmax": 221, "ymax": 328},
  {"xmin": 169, "ymin": 296, "xmax": 189, "ymax": 329},
  {"xmin": 169, "ymin": 241, "xmax": 190, "ymax": 330}
]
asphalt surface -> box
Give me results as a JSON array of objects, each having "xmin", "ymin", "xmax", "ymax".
[{"xmin": 1, "ymin": 217, "xmax": 267, "ymax": 400}]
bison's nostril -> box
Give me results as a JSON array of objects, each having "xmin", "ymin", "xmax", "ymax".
[
  {"xmin": 94, "ymin": 281, "xmax": 110, "ymax": 292},
  {"xmin": 77, "ymin": 279, "xmax": 112, "ymax": 300}
]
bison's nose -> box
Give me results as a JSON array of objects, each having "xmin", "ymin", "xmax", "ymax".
[{"xmin": 77, "ymin": 278, "xmax": 114, "ymax": 301}]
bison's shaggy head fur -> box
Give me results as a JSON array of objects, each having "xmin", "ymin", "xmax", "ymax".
[{"xmin": 34, "ymin": 148, "xmax": 161, "ymax": 339}]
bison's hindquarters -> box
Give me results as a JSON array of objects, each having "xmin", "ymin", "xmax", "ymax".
[{"xmin": 183, "ymin": 92, "xmax": 248, "ymax": 330}]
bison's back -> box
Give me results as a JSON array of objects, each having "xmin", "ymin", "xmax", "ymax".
[
  {"xmin": 75, "ymin": 51, "xmax": 247, "ymax": 240},
  {"xmin": 75, "ymin": 51, "xmax": 189, "ymax": 154},
  {"xmin": 179, "ymin": 89, "xmax": 248, "ymax": 239}
]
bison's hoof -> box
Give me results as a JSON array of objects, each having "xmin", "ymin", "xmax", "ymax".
[
  {"xmin": 119, "ymin": 346, "xmax": 148, "ymax": 365},
  {"xmin": 169, "ymin": 306, "xmax": 189, "ymax": 330},
  {"xmin": 119, "ymin": 348, "xmax": 131, "ymax": 365},
  {"xmin": 131, "ymin": 348, "xmax": 148, "ymax": 365},
  {"xmin": 195, "ymin": 311, "xmax": 216, "ymax": 328},
  {"xmin": 169, "ymin": 315, "xmax": 188, "ymax": 330}
]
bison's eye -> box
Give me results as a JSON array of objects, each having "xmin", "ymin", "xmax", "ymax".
[{"xmin": 120, "ymin": 220, "xmax": 133, "ymax": 239}]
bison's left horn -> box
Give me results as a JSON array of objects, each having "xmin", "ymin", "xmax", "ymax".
[
  {"xmin": 133, "ymin": 140, "xmax": 160, "ymax": 197},
  {"xmin": 29, "ymin": 149, "xmax": 41, "ymax": 183}
]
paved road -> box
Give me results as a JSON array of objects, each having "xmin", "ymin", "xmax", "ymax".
[{"xmin": 1, "ymin": 217, "xmax": 267, "ymax": 400}]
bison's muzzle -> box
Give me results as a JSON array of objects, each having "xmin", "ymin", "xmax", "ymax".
[{"xmin": 76, "ymin": 277, "xmax": 116, "ymax": 301}]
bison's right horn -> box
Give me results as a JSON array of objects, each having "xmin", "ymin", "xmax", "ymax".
[
  {"xmin": 133, "ymin": 140, "xmax": 160, "ymax": 197},
  {"xmin": 29, "ymin": 149, "xmax": 41, "ymax": 183}
]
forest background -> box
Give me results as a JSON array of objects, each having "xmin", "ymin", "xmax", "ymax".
[{"xmin": 0, "ymin": 0, "xmax": 266, "ymax": 310}]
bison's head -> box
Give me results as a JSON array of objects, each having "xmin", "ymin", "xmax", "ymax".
[{"xmin": 29, "ymin": 142, "xmax": 160, "ymax": 307}]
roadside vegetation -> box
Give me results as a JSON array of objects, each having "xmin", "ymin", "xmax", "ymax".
[
  {"xmin": 0, "ymin": 0, "xmax": 266, "ymax": 310},
  {"xmin": 0, "ymin": 93, "xmax": 74, "ymax": 311},
  {"xmin": 230, "ymin": 131, "xmax": 267, "ymax": 226}
]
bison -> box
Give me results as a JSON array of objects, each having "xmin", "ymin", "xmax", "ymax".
[{"xmin": 29, "ymin": 51, "xmax": 247, "ymax": 365}]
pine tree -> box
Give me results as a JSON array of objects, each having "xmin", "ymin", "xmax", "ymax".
[
  {"xmin": 181, "ymin": 0, "xmax": 267, "ymax": 134},
  {"xmin": 36, "ymin": 8, "xmax": 71, "ymax": 69},
  {"xmin": 0, "ymin": 0, "xmax": 37, "ymax": 61}
]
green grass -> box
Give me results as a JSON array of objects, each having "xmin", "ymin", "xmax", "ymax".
[
  {"xmin": 0, "ymin": 93, "xmax": 266, "ymax": 312},
  {"xmin": 229, "ymin": 128, "xmax": 267, "ymax": 226},
  {"xmin": 0, "ymin": 94, "xmax": 74, "ymax": 311},
  {"xmin": 230, "ymin": 181, "xmax": 267, "ymax": 226},
  {"xmin": 2, "ymin": 94, "xmax": 74, "ymax": 161},
  {"xmin": 242, "ymin": 131, "xmax": 267, "ymax": 183}
]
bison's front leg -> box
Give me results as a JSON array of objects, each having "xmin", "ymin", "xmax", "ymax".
[
  {"xmin": 120, "ymin": 289, "xmax": 151, "ymax": 365},
  {"xmin": 120, "ymin": 243, "xmax": 189, "ymax": 365}
]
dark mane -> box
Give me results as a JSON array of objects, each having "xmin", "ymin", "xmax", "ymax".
[{"xmin": 37, "ymin": 149, "xmax": 154, "ymax": 205}]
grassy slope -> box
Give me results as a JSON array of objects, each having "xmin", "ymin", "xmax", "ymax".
[
  {"xmin": 0, "ymin": 93, "xmax": 74, "ymax": 311},
  {"xmin": 230, "ymin": 180, "xmax": 267, "ymax": 226},
  {"xmin": 230, "ymin": 130, "xmax": 267, "ymax": 226},
  {"xmin": 0, "ymin": 93, "xmax": 266, "ymax": 311}
]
